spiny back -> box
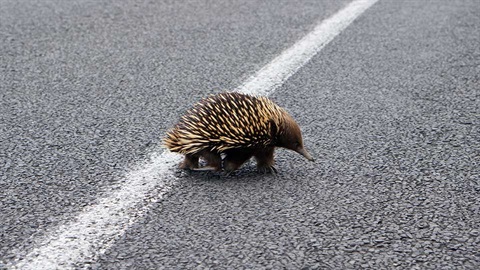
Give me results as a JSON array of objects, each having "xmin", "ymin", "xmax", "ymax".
[{"xmin": 164, "ymin": 92, "xmax": 288, "ymax": 154}]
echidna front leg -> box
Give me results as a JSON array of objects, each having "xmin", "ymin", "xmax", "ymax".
[
  {"xmin": 179, "ymin": 154, "xmax": 199, "ymax": 170},
  {"xmin": 224, "ymin": 149, "xmax": 254, "ymax": 173},
  {"xmin": 254, "ymin": 147, "xmax": 277, "ymax": 174}
]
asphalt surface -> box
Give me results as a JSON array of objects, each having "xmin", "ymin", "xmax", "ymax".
[{"xmin": 1, "ymin": 0, "xmax": 479, "ymax": 269}]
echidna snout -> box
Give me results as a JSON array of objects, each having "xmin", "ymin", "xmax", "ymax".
[{"xmin": 275, "ymin": 113, "xmax": 314, "ymax": 162}]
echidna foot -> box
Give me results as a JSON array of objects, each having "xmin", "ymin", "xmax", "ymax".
[
  {"xmin": 257, "ymin": 165, "xmax": 278, "ymax": 175},
  {"xmin": 179, "ymin": 155, "xmax": 199, "ymax": 170},
  {"xmin": 200, "ymin": 151, "xmax": 222, "ymax": 172}
]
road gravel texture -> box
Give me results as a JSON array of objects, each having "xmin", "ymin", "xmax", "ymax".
[
  {"xmin": 1, "ymin": 0, "xmax": 348, "ymax": 262},
  {"xmin": 1, "ymin": 0, "xmax": 479, "ymax": 269}
]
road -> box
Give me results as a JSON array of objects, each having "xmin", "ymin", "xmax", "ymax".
[{"xmin": 1, "ymin": 0, "xmax": 479, "ymax": 269}]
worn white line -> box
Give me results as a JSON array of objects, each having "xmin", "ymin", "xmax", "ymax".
[
  {"xmin": 10, "ymin": 152, "xmax": 182, "ymax": 269},
  {"xmin": 10, "ymin": 0, "xmax": 378, "ymax": 268},
  {"xmin": 237, "ymin": 0, "xmax": 379, "ymax": 96}
]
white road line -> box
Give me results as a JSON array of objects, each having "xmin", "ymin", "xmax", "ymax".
[
  {"xmin": 237, "ymin": 0, "xmax": 378, "ymax": 96},
  {"xmin": 10, "ymin": 152, "xmax": 182, "ymax": 269},
  {"xmin": 9, "ymin": 0, "xmax": 378, "ymax": 268}
]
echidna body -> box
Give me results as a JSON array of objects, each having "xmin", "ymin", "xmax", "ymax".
[{"xmin": 163, "ymin": 92, "xmax": 314, "ymax": 173}]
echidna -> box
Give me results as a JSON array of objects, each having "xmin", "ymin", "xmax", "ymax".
[{"xmin": 163, "ymin": 92, "xmax": 314, "ymax": 173}]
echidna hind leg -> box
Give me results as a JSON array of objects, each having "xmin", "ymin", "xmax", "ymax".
[
  {"xmin": 224, "ymin": 149, "xmax": 254, "ymax": 173},
  {"xmin": 254, "ymin": 147, "xmax": 277, "ymax": 174},
  {"xmin": 200, "ymin": 151, "xmax": 222, "ymax": 171},
  {"xmin": 179, "ymin": 154, "xmax": 199, "ymax": 170}
]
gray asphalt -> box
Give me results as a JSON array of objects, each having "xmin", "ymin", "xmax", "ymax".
[{"xmin": 1, "ymin": 0, "xmax": 479, "ymax": 269}]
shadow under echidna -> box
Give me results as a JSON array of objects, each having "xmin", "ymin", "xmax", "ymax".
[{"xmin": 163, "ymin": 92, "xmax": 314, "ymax": 175}]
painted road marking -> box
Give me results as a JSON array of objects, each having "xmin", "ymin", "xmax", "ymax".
[
  {"xmin": 10, "ymin": 0, "xmax": 379, "ymax": 268},
  {"xmin": 9, "ymin": 152, "xmax": 181, "ymax": 269},
  {"xmin": 238, "ymin": 0, "xmax": 379, "ymax": 96}
]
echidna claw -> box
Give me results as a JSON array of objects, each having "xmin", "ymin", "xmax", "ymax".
[
  {"xmin": 257, "ymin": 165, "xmax": 277, "ymax": 176},
  {"xmin": 192, "ymin": 166, "xmax": 217, "ymax": 171},
  {"xmin": 224, "ymin": 171, "xmax": 233, "ymax": 177},
  {"xmin": 270, "ymin": 166, "xmax": 278, "ymax": 174},
  {"xmin": 269, "ymin": 166, "xmax": 278, "ymax": 177}
]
